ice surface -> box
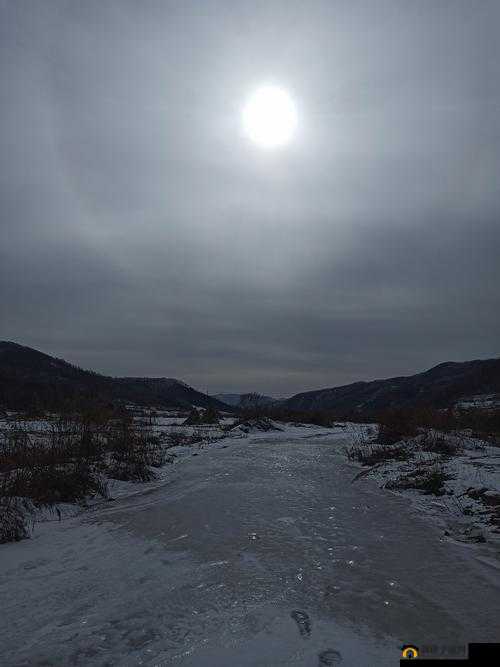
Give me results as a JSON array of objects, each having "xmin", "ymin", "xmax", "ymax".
[{"xmin": 1, "ymin": 426, "xmax": 499, "ymax": 666}]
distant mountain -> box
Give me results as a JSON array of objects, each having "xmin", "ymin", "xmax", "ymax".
[
  {"xmin": 285, "ymin": 358, "xmax": 500, "ymax": 415},
  {"xmin": 4, "ymin": 341, "xmax": 498, "ymax": 416},
  {"xmin": 213, "ymin": 393, "xmax": 242, "ymax": 407},
  {"xmin": 0, "ymin": 341, "xmax": 229, "ymax": 412},
  {"xmin": 213, "ymin": 392, "xmax": 277, "ymax": 408}
]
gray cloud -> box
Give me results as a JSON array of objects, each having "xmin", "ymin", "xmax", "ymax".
[{"xmin": 1, "ymin": 0, "xmax": 499, "ymax": 395}]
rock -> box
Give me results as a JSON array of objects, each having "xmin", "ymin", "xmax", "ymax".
[{"xmin": 483, "ymin": 491, "xmax": 500, "ymax": 506}]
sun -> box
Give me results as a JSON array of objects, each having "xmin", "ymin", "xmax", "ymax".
[{"xmin": 242, "ymin": 85, "xmax": 297, "ymax": 149}]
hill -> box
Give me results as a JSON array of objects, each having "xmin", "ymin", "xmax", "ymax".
[
  {"xmin": 0, "ymin": 341, "xmax": 228, "ymax": 412},
  {"xmin": 213, "ymin": 393, "xmax": 242, "ymax": 407},
  {"xmin": 284, "ymin": 358, "xmax": 500, "ymax": 415},
  {"xmin": 213, "ymin": 392, "xmax": 277, "ymax": 408}
]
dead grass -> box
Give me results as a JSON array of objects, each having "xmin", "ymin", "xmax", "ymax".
[
  {"xmin": 166, "ymin": 430, "xmax": 203, "ymax": 447},
  {"xmin": 0, "ymin": 412, "xmax": 179, "ymax": 542},
  {"xmin": 419, "ymin": 431, "xmax": 461, "ymax": 457},
  {"xmin": 386, "ymin": 464, "xmax": 452, "ymax": 496},
  {"xmin": 346, "ymin": 442, "xmax": 410, "ymax": 466},
  {"xmin": 375, "ymin": 410, "xmax": 419, "ymax": 445},
  {"xmin": 183, "ymin": 407, "xmax": 220, "ymax": 425},
  {"xmin": 0, "ymin": 497, "xmax": 34, "ymax": 543}
]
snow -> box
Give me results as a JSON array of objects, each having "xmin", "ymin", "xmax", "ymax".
[
  {"xmin": 343, "ymin": 425, "xmax": 500, "ymax": 547},
  {"xmin": 1, "ymin": 422, "xmax": 499, "ymax": 665},
  {"xmin": 230, "ymin": 418, "xmax": 284, "ymax": 434}
]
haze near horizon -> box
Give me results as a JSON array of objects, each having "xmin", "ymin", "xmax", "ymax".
[{"xmin": 1, "ymin": 1, "xmax": 499, "ymax": 395}]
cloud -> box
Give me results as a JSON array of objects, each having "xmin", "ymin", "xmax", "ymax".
[{"xmin": 1, "ymin": 0, "xmax": 499, "ymax": 395}]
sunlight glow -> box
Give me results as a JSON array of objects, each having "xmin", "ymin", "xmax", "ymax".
[{"xmin": 242, "ymin": 85, "xmax": 297, "ymax": 148}]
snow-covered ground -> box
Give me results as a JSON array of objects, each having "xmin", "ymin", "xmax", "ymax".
[
  {"xmin": 344, "ymin": 424, "xmax": 500, "ymax": 547},
  {"xmin": 1, "ymin": 422, "xmax": 499, "ymax": 666}
]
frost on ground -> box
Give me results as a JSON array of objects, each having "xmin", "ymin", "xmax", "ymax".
[
  {"xmin": 1, "ymin": 417, "xmax": 499, "ymax": 666},
  {"xmin": 0, "ymin": 407, "xmax": 232, "ymax": 540},
  {"xmin": 344, "ymin": 423, "xmax": 500, "ymax": 546}
]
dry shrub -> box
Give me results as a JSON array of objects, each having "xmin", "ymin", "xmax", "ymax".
[
  {"xmin": 105, "ymin": 419, "xmax": 170, "ymax": 481},
  {"xmin": 4, "ymin": 464, "xmax": 108, "ymax": 504},
  {"xmin": 167, "ymin": 430, "xmax": 203, "ymax": 447},
  {"xmin": 376, "ymin": 409, "xmax": 419, "ymax": 445},
  {"xmin": 0, "ymin": 497, "xmax": 34, "ymax": 543},
  {"xmin": 346, "ymin": 442, "xmax": 409, "ymax": 466},
  {"xmin": 386, "ymin": 464, "xmax": 452, "ymax": 496},
  {"xmin": 0, "ymin": 414, "xmax": 169, "ymax": 542},
  {"xmin": 420, "ymin": 431, "xmax": 460, "ymax": 457}
]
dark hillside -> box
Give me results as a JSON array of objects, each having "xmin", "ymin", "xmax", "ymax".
[
  {"xmin": 0, "ymin": 342, "xmax": 228, "ymax": 412},
  {"xmin": 285, "ymin": 358, "xmax": 500, "ymax": 415}
]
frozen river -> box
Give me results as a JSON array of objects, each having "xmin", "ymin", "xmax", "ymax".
[{"xmin": 1, "ymin": 429, "xmax": 499, "ymax": 665}]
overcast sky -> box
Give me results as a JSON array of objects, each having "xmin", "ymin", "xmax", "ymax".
[{"xmin": 1, "ymin": 0, "xmax": 499, "ymax": 396}]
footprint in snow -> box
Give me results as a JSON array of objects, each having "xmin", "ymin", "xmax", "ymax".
[
  {"xmin": 318, "ymin": 649, "xmax": 342, "ymax": 664},
  {"xmin": 290, "ymin": 610, "xmax": 311, "ymax": 637}
]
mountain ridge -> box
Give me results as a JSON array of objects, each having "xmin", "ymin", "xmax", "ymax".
[
  {"xmin": 0, "ymin": 341, "xmax": 229, "ymax": 412},
  {"xmin": 284, "ymin": 357, "xmax": 500, "ymax": 414},
  {"xmin": 213, "ymin": 392, "xmax": 277, "ymax": 408},
  {"xmin": 2, "ymin": 341, "xmax": 499, "ymax": 415}
]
